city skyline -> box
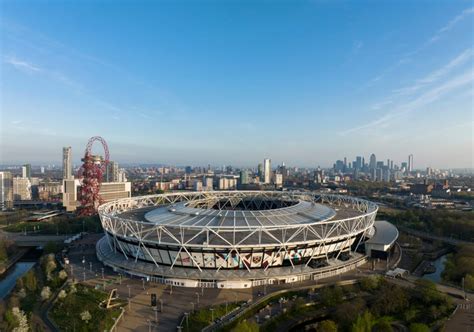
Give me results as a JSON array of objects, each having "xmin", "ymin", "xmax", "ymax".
[{"xmin": 1, "ymin": 2, "xmax": 473, "ymax": 168}]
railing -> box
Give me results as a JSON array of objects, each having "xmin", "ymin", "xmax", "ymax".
[{"xmin": 109, "ymin": 307, "xmax": 126, "ymax": 332}]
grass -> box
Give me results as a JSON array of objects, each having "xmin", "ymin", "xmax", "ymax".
[
  {"xmin": 3, "ymin": 215, "xmax": 102, "ymax": 235},
  {"xmin": 50, "ymin": 283, "xmax": 125, "ymax": 332},
  {"xmin": 183, "ymin": 302, "xmax": 242, "ymax": 332}
]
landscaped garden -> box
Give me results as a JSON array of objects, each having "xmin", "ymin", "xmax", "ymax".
[
  {"xmin": 50, "ymin": 283, "xmax": 125, "ymax": 332},
  {"xmin": 226, "ymin": 276, "xmax": 455, "ymax": 332}
]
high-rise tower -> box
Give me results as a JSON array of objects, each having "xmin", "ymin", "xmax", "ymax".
[
  {"xmin": 63, "ymin": 147, "xmax": 73, "ymax": 180},
  {"xmin": 408, "ymin": 154, "xmax": 414, "ymax": 172},
  {"xmin": 263, "ymin": 158, "xmax": 271, "ymax": 184}
]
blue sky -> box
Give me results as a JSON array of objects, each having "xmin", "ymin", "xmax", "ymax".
[{"xmin": 1, "ymin": 1, "xmax": 473, "ymax": 168}]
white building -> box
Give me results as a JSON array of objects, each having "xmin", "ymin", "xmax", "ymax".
[
  {"xmin": 99, "ymin": 182, "xmax": 132, "ymax": 203},
  {"xmin": 63, "ymin": 179, "xmax": 80, "ymax": 212},
  {"xmin": 13, "ymin": 177, "xmax": 31, "ymax": 200},
  {"xmin": 274, "ymin": 173, "xmax": 283, "ymax": 188},
  {"xmin": 193, "ymin": 180, "xmax": 203, "ymax": 191},
  {"xmin": 263, "ymin": 158, "xmax": 271, "ymax": 184}
]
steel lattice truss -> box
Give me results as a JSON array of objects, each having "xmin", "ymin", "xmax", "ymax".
[{"xmin": 98, "ymin": 191, "xmax": 377, "ymax": 271}]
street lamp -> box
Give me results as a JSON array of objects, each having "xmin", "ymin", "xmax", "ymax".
[
  {"xmin": 210, "ymin": 308, "xmax": 214, "ymax": 322},
  {"xmin": 101, "ymin": 267, "xmax": 105, "ymax": 280},
  {"xmin": 190, "ymin": 302, "xmax": 194, "ymax": 313},
  {"xmin": 127, "ymin": 284, "xmax": 131, "ymax": 298},
  {"xmin": 195, "ymin": 292, "xmax": 200, "ymax": 306},
  {"xmin": 89, "ymin": 262, "xmax": 92, "ymax": 272},
  {"xmin": 153, "ymin": 306, "xmax": 158, "ymax": 323},
  {"xmin": 184, "ymin": 312, "xmax": 189, "ymax": 330}
]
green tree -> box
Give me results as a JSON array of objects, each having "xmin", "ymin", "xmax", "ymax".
[
  {"xmin": 43, "ymin": 241, "xmax": 59, "ymax": 254},
  {"xmin": 409, "ymin": 323, "xmax": 430, "ymax": 332},
  {"xmin": 231, "ymin": 320, "xmax": 259, "ymax": 332},
  {"xmin": 373, "ymin": 318, "xmax": 393, "ymax": 332},
  {"xmin": 317, "ymin": 320, "xmax": 337, "ymax": 332},
  {"xmin": 465, "ymin": 274, "xmax": 474, "ymax": 291},
  {"xmin": 320, "ymin": 286, "xmax": 343, "ymax": 307},
  {"xmin": 359, "ymin": 276, "xmax": 379, "ymax": 292},
  {"xmin": 351, "ymin": 310, "xmax": 375, "ymax": 332},
  {"xmin": 334, "ymin": 298, "xmax": 366, "ymax": 329},
  {"xmin": 22, "ymin": 270, "xmax": 37, "ymax": 292},
  {"xmin": 0, "ymin": 240, "xmax": 8, "ymax": 263}
]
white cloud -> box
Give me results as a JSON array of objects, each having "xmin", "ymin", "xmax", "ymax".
[
  {"xmin": 431, "ymin": 7, "xmax": 474, "ymax": 42},
  {"xmin": 342, "ymin": 68, "xmax": 474, "ymax": 135},
  {"xmin": 4, "ymin": 56, "xmax": 41, "ymax": 72},
  {"xmin": 393, "ymin": 48, "xmax": 473, "ymax": 96}
]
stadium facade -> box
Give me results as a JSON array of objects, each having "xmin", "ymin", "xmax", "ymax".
[{"xmin": 96, "ymin": 191, "xmax": 380, "ymax": 288}]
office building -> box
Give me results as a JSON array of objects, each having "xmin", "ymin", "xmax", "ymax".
[
  {"xmin": 239, "ymin": 170, "xmax": 249, "ymax": 185},
  {"xmin": 263, "ymin": 158, "xmax": 271, "ymax": 184},
  {"xmin": 369, "ymin": 154, "xmax": 376, "ymax": 170},
  {"xmin": 63, "ymin": 147, "xmax": 73, "ymax": 180},
  {"xmin": 13, "ymin": 177, "xmax": 32, "ymax": 200},
  {"xmin": 408, "ymin": 154, "xmax": 414, "ymax": 172},
  {"xmin": 99, "ymin": 182, "xmax": 132, "ymax": 202},
  {"xmin": 106, "ymin": 161, "xmax": 119, "ymax": 182},
  {"xmin": 63, "ymin": 179, "xmax": 80, "ymax": 212},
  {"xmin": 0, "ymin": 172, "xmax": 13, "ymax": 210},
  {"xmin": 22, "ymin": 164, "xmax": 31, "ymax": 179},
  {"xmin": 274, "ymin": 173, "xmax": 283, "ymax": 188}
]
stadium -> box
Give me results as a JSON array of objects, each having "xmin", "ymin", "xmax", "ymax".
[{"xmin": 96, "ymin": 191, "xmax": 383, "ymax": 288}]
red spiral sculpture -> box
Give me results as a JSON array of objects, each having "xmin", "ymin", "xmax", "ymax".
[{"xmin": 78, "ymin": 136, "xmax": 110, "ymax": 216}]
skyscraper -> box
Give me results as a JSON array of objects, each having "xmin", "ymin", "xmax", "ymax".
[
  {"xmin": 369, "ymin": 154, "xmax": 376, "ymax": 170},
  {"xmin": 263, "ymin": 158, "xmax": 271, "ymax": 184},
  {"xmin": 106, "ymin": 161, "xmax": 119, "ymax": 182},
  {"xmin": 0, "ymin": 172, "xmax": 13, "ymax": 210},
  {"xmin": 240, "ymin": 170, "xmax": 249, "ymax": 185},
  {"xmin": 62, "ymin": 147, "xmax": 73, "ymax": 180},
  {"xmin": 408, "ymin": 154, "xmax": 414, "ymax": 172},
  {"xmin": 257, "ymin": 163, "xmax": 263, "ymax": 181},
  {"xmin": 22, "ymin": 164, "xmax": 31, "ymax": 179}
]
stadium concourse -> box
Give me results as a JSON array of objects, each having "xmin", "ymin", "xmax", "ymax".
[{"xmin": 96, "ymin": 191, "xmax": 398, "ymax": 288}]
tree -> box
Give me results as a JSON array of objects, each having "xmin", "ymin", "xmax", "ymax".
[
  {"xmin": 372, "ymin": 282, "xmax": 408, "ymax": 316},
  {"xmin": 231, "ymin": 320, "xmax": 259, "ymax": 332},
  {"xmin": 373, "ymin": 318, "xmax": 393, "ymax": 332},
  {"xmin": 464, "ymin": 274, "xmax": 474, "ymax": 291},
  {"xmin": 351, "ymin": 310, "xmax": 375, "ymax": 332},
  {"xmin": 320, "ymin": 286, "xmax": 343, "ymax": 307},
  {"xmin": 43, "ymin": 241, "xmax": 58, "ymax": 254},
  {"xmin": 360, "ymin": 276, "xmax": 379, "ymax": 292},
  {"xmin": 317, "ymin": 320, "xmax": 337, "ymax": 332},
  {"xmin": 58, "ymin": 270, "xmax": 68, "ymax": 280},
  {"xmin": 334, "ymin": 298, "xmax": 366, "ymax": 329},
  {"xmin": 409, "ymin": 323, "xmax": 430, "ymax": 332},
  {"xmin": 80, "ymin": 310, "xmax": 92, "ymax": 323},
  {"xmin": 11, "ymin": 307, "xmax": 28, "ymax": 332},
  {"xmin": 23, "ymin": 270, "xmax": 37, "ymax": 292},
  {"xmin": 41, "ymin": 287, "xmax": 52, "ymax": 301},
  {"xmin": 58, "ymin": 290, "xmax": 67, "ymax": 300}
]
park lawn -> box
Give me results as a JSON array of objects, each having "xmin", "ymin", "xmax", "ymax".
[
  {"xmin": 3, "ymin": 215, "xmax": 102, "ymax": 235},
  {"xmin": 50, "ymin": 284, "xmax": 124, "ymax": 332}
]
